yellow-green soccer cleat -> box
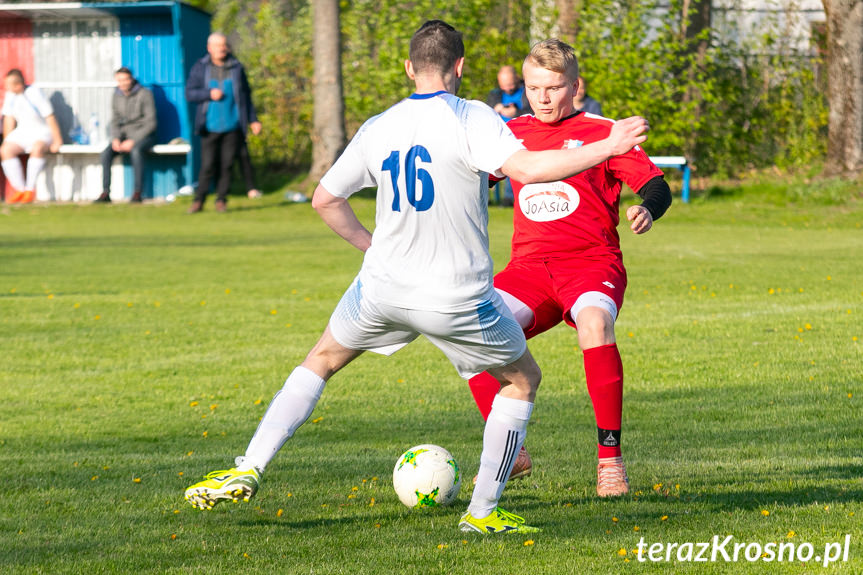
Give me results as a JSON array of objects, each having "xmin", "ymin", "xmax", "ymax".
[
  {"xmin": 184, "ymin": 467, "xmax": 261, "ymax": 510},
  {"xmin": 458, "ymin": 507, "xmax": 540, "ymax": 534}
]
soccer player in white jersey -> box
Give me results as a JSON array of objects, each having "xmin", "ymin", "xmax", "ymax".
[
  {"xmin": 1, "ymin": 69, "xmax": 63, "ymax": 203},
  {"xmin": 184, "ymin": 20, "xmax": 648, "ymax": 534}
]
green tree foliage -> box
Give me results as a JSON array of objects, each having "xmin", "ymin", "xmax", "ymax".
[
  {"xmin": 203, "ymin": 0, "xmax": 826, "ymax": 177},
  {"xmin": 204, "ymin": 0, "xmax": 532, "ymax": 170},
  {"xmin": 339, "ymin": 0, "xmax": 533, "ymax": 133},
  {"xmin": 569, "ymin": 0, "xmax": 827, "ymax": 176}
]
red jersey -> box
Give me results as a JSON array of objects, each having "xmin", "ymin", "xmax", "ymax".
[{"xmin": 506, "ymin": 112, "xmax": 663, "ymax": 261}]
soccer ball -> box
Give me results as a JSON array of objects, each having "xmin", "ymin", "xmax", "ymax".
[{"xmin": 393, "ymin": 444, "xmax": 461, "ymax": 509}]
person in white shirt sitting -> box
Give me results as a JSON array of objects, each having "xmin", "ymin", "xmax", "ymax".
[{"xmin": 1, "ymin": 69, "xmax": 63, "ymax": 202}]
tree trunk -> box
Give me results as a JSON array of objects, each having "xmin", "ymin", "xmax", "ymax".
[
  {"xmin": 555, "ymin": 0, "xmax": 581, "ymax": 44},
  {"xmin": 681, "ymin": 0, "xmax": 711, "ymax": 164},
  {"xmin": 530, "ymin": 0, "xmax": 556, "ymax": 44},
  {"xmin": 823, "ymin": 0, "xmax": 863, "ymax": 174},
  {"xmin": 530, "ymin": 0, "xmax": 581, "ymax": 44},
  {"xmin": 309, "ymin": 0, "xmax": 345, "ymax": 188}
]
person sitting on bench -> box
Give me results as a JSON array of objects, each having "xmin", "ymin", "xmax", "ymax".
[
  {"xmin": 1, "ymin": 69, "xmax": 62, "ymax": 203},
  {"xmin": 95, "ymin": 67, "xmax": 157, "ymax": 203}
]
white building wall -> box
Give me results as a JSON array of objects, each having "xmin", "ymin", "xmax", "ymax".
[{"xmin": 712, "ymin": 0, "xmax": 826, "ymax": 54}]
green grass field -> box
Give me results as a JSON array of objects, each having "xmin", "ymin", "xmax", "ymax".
[{"xmin": 1, "ymin": 182, "xmax": 861, "ymax": 574}]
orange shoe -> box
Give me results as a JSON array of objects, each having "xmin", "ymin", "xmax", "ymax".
[
  {"xmin": 597, "ymin": 456, "xmax": 629, "ymax": 497},
  {"xmin": 472, "ymin": 446, "xmax": 533, "ymax": 485},
  {"xmin": 4, "ymin": 187, "xmax": 23, "ymax": 203},
  {"xmin": 6, "ymin": 188, "xmax": 35, "ymax": 204}
]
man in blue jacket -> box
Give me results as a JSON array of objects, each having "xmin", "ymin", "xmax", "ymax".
[{"xmin": 186, "ymin": 33, "xmax": 261, "ymax": 213}]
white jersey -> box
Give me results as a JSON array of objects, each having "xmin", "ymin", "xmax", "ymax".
[
  {"xmin": 320, "ymin": 91, "xmax": 524, "ymax": 312},
  {"xmin": 1, "ymin": 85, "xmax": 54, "ymax": 129}
]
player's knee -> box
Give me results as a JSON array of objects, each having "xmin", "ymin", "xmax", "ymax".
[
  {"xmin": 575, "ymin": 308, "xmax": 615, "ymax": 346},
  {"xmin": 514, "ymin": 358, "xmax": 542, "ymax": 397},
  {"xmin": 303, "ymin": 348, "xmax": 339, "ymax": 379},
  {"xmin": 578, "ymin": 309, "xmax": 611, "ymax": 334},
  {"xmin": 0, "ymin": 143, "xmax": 15, "ymax": 160},
  {"xmin": 492, "ymin": 357, "xmax": 541, "ymax": 401}
]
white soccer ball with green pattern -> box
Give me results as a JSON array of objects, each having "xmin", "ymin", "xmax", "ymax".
[{"xmin": 393, "ymin": 444, "xmax": 461, "ymax": 509}]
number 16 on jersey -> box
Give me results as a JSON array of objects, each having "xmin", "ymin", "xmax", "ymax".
[{"xmin": 382, "ymin": 145, "xmax": 435, "ymax": 212}]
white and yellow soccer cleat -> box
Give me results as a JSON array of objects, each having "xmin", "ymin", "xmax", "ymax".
[
  {"xmin": 184, "ymin": 467, "xmax": 261, "ymax": 510},
  {"xmin": 458, "ymin": 507, "xmax": 540, "ymax": 534}
]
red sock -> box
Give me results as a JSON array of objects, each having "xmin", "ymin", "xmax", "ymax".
[
  {"xmin": 583, "ymin": 343, "xmax": 623, "ymax": 458},
  {"xmin": 468, "ymin": 371, "xmax": 500, "ymax": 421}
]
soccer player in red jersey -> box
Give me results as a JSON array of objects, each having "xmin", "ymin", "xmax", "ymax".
[{"xmin": 469, "ymin": 39, "xmax": 672, "ymax": 497}]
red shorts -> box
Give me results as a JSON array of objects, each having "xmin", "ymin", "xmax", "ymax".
[{"xmin": 493, "ymin": 254, "xmax": 627, "ymax": 338}]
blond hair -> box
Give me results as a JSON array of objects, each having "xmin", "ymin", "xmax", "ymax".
[{"xmin": 525, "ymin": 39, "xmax": 579, "ymax": 81}]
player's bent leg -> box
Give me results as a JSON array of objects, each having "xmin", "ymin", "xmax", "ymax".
[
  {"xmin": 0, "ymin": 140, "xmax": 24, "ymax": 160},
  {"xmin": 470, "ymin": 350, "xmax": 539, "ymax": 485},
  {"xmin": 29, "ymin": 140, "xmax": 48, "ymax": 158},
  {"xmin": 469, "ymin": 291, "xmax": 565, "ymax": 485},
  {"xmin": 243, "ymin": 328, "xmax": 362, "ymax": 472},
  {"xmin": 487, "ymin": 347, "xmax": 541, "ymax": 403},
  {"xmin": 301, "ymin": 325, "xmax": 365, "ymax": 380},
  {"xmin": 468, "ymin": 289, "xmax": 535, "ymax": 422},
  {"xmin": 185, "ymin": 327, "xmax": 363, "ymax": 510},
  {"xmin": 573, "ymin": 302, "xmax": 616, "ymax": 349},
  {"xmin": 1, "ymin": 142, "xmax": 27, "ymax": 193},
  {"xmin": 463, "ymin": 350, "xmax": 541, "ymax": 532},
  {"xmin": 573, "ymin": 304, "xmax": 628, "ymax": 496},
  {"xmin": 467, "ymin": 374, "xmax": 535, "ymax": 486},
  {"xmin": 24, "ymin": 141, "xmax": 48, "ymax": 192}
]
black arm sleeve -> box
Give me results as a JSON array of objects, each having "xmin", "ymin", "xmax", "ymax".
[{"xmin": 635, "ymin": 176, "xmax": 672, "ymax": 221}]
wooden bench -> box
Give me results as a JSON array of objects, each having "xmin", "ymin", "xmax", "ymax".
[{"xmin": 38, "ymin": 143, "xmax": 191, "ymax": 202}]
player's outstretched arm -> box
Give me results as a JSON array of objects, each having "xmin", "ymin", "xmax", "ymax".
[
  {"xmin": 501, "ymin": 116, "xmax": 649, "ymax": 184},
  {"xmin": 311, "ymin": 184, "xmax": 372, "ymax": 252}
]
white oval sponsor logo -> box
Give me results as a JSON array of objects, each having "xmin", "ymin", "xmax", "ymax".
[{"xmin": 519, "ymin": 181, "xmax": 579, "ymax": 222}]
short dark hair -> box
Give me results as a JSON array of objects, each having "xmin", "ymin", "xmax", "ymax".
[
  {"xmin": 409, "ymin": 20, "xmax": 464, "ymax": 76},
  {"xmin": 5, "ymin": 68, "xmax": 26, "ymax": 84},
  {"xmin": 115, "ymin": 66, "xmax": 133, "ymax": 77}
]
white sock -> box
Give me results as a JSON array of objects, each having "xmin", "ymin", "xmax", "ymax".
[
  {"xmin": 239, "ymin": 366, "xmax": 326, "ymax": 472},
  {"xmin": 468, "ymin": 395, "xmax": 533, "ymax": 519},
  {"xmin": 24, "ymin": 156, "xmax": 46, "ymax": 191},
  {"xmin": 2, "ymin": 158, "xmax": 26, "ymax": 190}
]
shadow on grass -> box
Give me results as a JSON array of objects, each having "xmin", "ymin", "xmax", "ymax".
[
  {"xmin": 226, "ymin": 200, "xmax": 310, "ymax": 213},
  {"xmin": 0, "ymin": 228, "xmax": 321, "ymax": 250}
]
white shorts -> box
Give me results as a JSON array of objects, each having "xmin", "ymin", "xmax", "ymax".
[
  {"xmin": 329, "ymin": 277, "xmax": 527, "ymax": 379},
  {"xmin": 4, "ymin": 125, "xmax": 53, "ymax": 154}
]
